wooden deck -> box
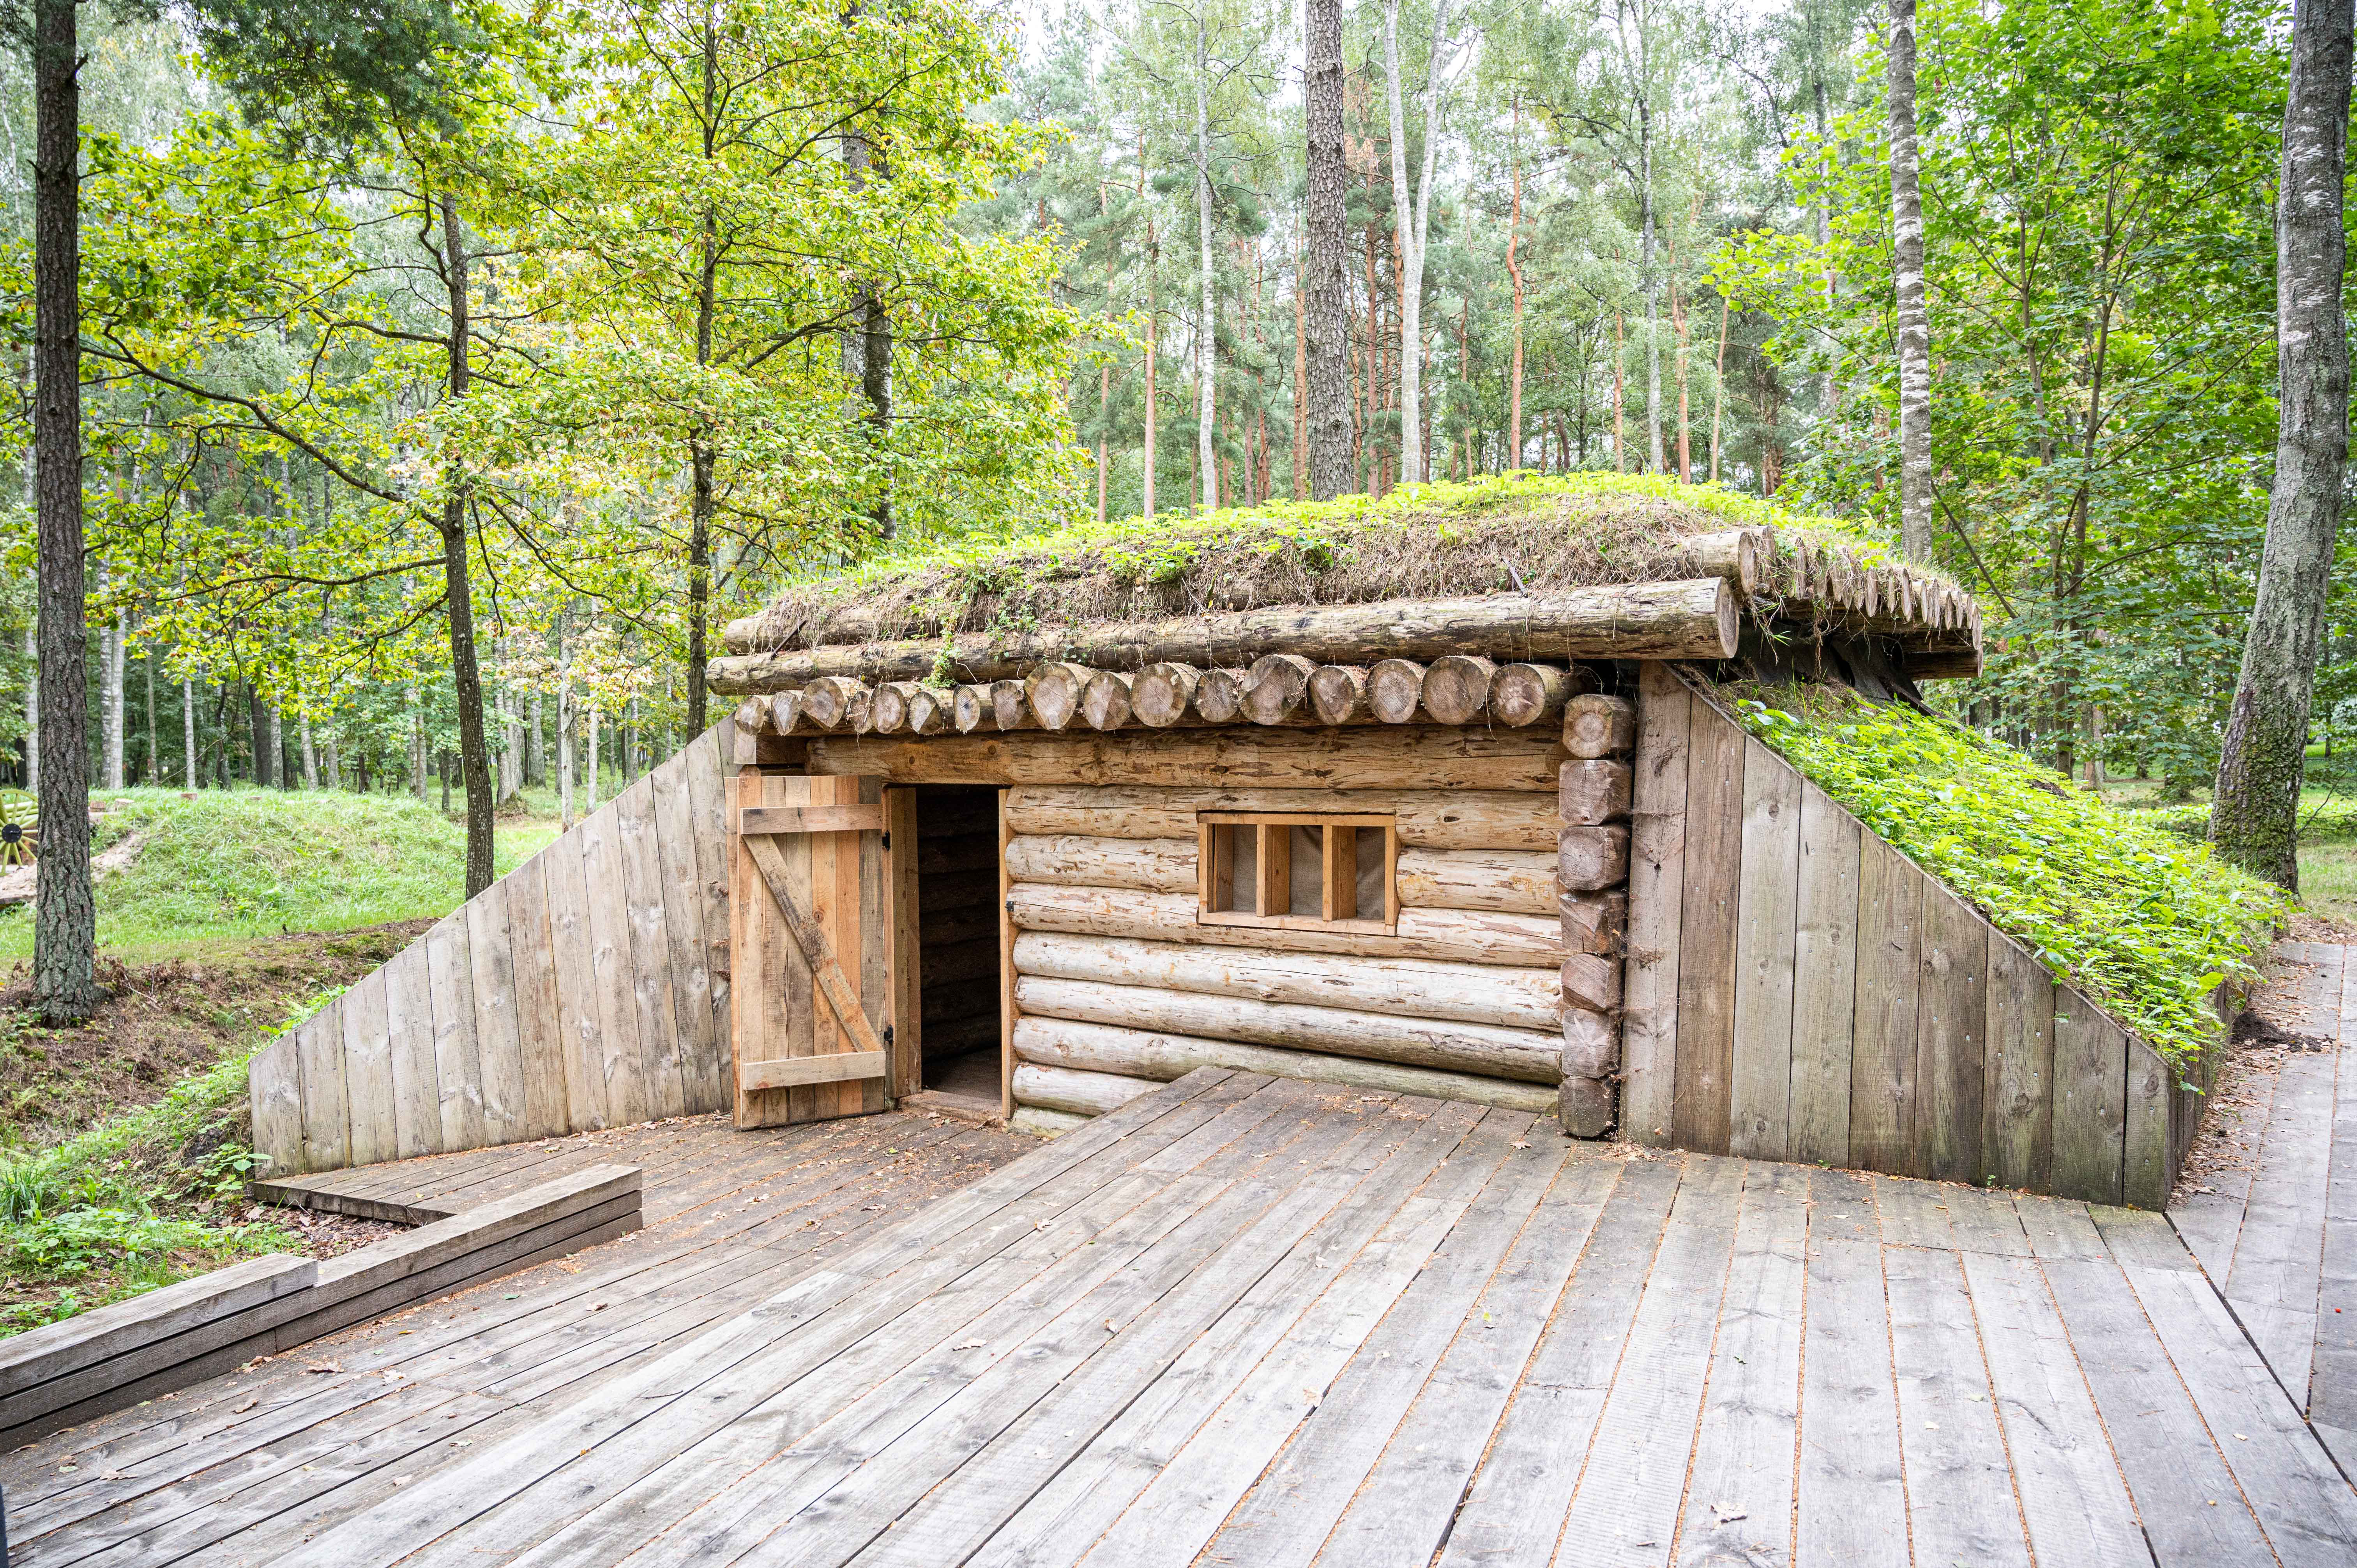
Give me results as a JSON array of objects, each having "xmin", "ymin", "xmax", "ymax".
[
  {"xmin": 10, "ymin": 1059, "xmax": 2357, "ymax": 1566},
  {"xmin": 2170, "ymin": 939, "xmax": 2357, "ymax": 1472}
]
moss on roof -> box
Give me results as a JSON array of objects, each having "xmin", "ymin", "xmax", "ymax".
[
  {"xmin": 726, "ymin": 472, "xmax": 1924, "ymax": 655},
  {"xmin": 1730, "ymin": 684, "xmax": 2284, "ymax": 1072}
]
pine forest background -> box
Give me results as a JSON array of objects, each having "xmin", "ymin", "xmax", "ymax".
[{"xmin": 0, "ymin": 0, "xmax": 2348, "ymax": 819}]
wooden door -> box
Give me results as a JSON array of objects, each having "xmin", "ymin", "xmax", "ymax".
[{"xmin": 729, "ymin": 773, "xmax": 894, "ymax": 1127}]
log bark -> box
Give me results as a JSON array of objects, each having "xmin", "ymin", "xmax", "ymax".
[
  {"xmin": 1008, "ymin": 883, "xmax": 1566, "ymax": 967},
  {"xmin": 1559, "ymin": 759, "xmax": 1634, "ymax": 825},
  {"xmin": 1562, "ymin": 694, "xmax": 1638, "ymax": 758},
  {"xmin": 1367, "ymin": 659, "xmax": 1426, "ymax": 723},
  {"xmin": 1302, "ymin": 0, "xmax": 1354, "ymax": 500},
  {"xmin": 1080, "ymin": 670, "xmax": 1134, "ymax": 732},
  {"xmin": 1004, "ymin": 833, "xmax": 1197, "ymax": 892},
  {"xmin": 1011, "ymin": 930, "xmax": 1560, "ymax": 1031},
  {"xmin": 806, "ymin": 726, "xmax": 1565, "ymax": 792},
  {"xmin": 1675, "ymin": 529, "xmax": 1763, "ymax": 597},
  {"xmin": 1419, "ymin": 655, "xmax": 1495, "ymax": 726},
  {"xmin": 1004, "ymin": 784, "xmax": 1560, "ymax": 850},
  {"xmin": 1013, "ymin": 975, "xmax": 1563, "ymax": 1082},
  {"xmin": 1491, "ymin": 664, "xmax": 1580, "ymax": 727},
  {"xmin": 1010, "ymin": 1105, "xmax": 1087, "ymax": 1137},
  {"xmin": 1307, "ymin": 664, "xmax": 1371, "ymax": 724},
  {"xmin": 1396, "ymin": 848, "xmax": 1558, "ymax": 915},
  {"xmin": 709, "ymin": 578, "xmax": 1742, "ymax": 689},
  {"xmin": 1133, "ymin": 663, "xmax": 1200, "ymax": 727},
  {"xmin": 1011, "ymin": 1061, "xmax": 1161, "ymax": 1118},
  {"xmin": 1242, "ymin": 653, "xmax": 1315, "ymax": 725},
  {"xmin": 1889, "ymin": 1, "xmax": 1933, "ymax": 561},
  {"xmin": 1012, "ymin": 1016, "xmax": 1556, "ymax": 1114},
  {"xmin": 1557, "ymin": 825, "xmax": 1631, "ymax": 892}
]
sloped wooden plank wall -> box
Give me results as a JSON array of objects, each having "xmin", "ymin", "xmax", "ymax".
[
  {"xmin": 1623, "ymin": 670, "xmax": 2207, "ymax": 1208},
  {"xmin": 249, "ymin": 724, "xmax": 733, "ymax": 1176}
]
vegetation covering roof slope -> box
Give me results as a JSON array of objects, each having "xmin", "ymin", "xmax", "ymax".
[
  {"xmin": 1732, "ymin": 686, "xmax": 2283, "ymax": 1072},
  {"xmin": 724, "ymin": 471, "xmax": 1955, "ymax": 655}
]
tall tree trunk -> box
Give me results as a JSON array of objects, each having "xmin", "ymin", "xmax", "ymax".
[
  {"xmin": 1612, "ymin": 311, "xmax": 1627, "ymax": 472},
  {"xmin": 143, "ymin": 644, "xmax": 155, "ymax": 785},
  {"xmin": 1710, "ymin": 298, "xmax": 1729, "ymax": 483},
  {"xmin": 684, "ymin": 7, "xmax": 721, "ymax": 738},
  {"xmin": 1193, "ymin": 17, "xmax": 1217, "ymax": 513},
  {"xmin": 180, "ymin": 675, "xmax": 194, "ymax": 790},
  {"xmin": 101, "ymin": 584, "xmax": 123, "ymax": 791},
  {"xmin": 1888, "ymin": 0, "xmax": 1935, "ymax": 559},
  {"xmin": 1292, "ymin": 221, "xmax": 1309, "ymax": 498},
  {"xmin": 31, "ymin": 0, "xmax": 92, "ymax": 1021},
  {"xmin": 2214, "ymin": 0, "xmax": 2353, "ymax": 889},
  {"xmin": 1380, "ymin": 0, "xmax": 1449, "ymax": 486},
  {"xmin": 437, "ymin": 194, "xmax": 495, "ymax": 897},
  {"xmin": 21, "ymin": 616, "xmax": 35, "ymax": 795},
  {"xmin": 1507, "ymin": 99, "xmax": 1524, "ymax": 470},
  {"xmin": 300, "ymin": 710, "xmax": 316, "ymax": 789}
]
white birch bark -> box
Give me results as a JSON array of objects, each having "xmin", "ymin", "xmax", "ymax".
[
  {"xmin": 1888, "ymin": 0, "xmax": 1934, "ymax": 560},
  {"xmin": 1382, "ymin": 0, "xmax": 1455, "ymax": 486},
  {"xmin": 180, "ymin": 676, "xmax": 193, "ymax": 789},
  {"xmin": 1193, "ymin": 12, "xmax": 1217, "ymax": 511},
  {"xmin": 300, "ymin": 711, "xmax": 317, "ymax": 789}
]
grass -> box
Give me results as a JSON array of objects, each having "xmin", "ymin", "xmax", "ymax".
[
  {"xmin": 0, "ymin": 785, "xmax": 565, "ymax": 964},
  {"xmin": 1733, "ymin": 688, "xmax": 2286, "ymax": 1073},
  {"xmin": 2102, "ymin": 779, "xmax": 2357, "ymax": 934}
]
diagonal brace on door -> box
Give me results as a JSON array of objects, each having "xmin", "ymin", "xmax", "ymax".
[{"xmin": 741, "ymin": 832, "xmax": 888, "ymax": 1078}]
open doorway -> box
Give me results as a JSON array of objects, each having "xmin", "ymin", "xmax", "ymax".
[{"xmin": 909, "ymin": 784, "xmax": 1003, "ymax": 1116}]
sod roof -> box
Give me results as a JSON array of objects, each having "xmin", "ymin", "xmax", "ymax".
[{"xmin": 721, "ymin": 473, "xmax": 1961, "ymax": 657}]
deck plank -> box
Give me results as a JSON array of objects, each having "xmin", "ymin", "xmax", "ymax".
[
  {"xmin": 1792, "ymin": 1170, "xmax": 1907, "ymax": 1568},
  {"xmin": 1430, "ymin": 1157, "xmax": 1686, "ymax": 1568},
  {"xmin": 1671, "ymin": 1162, "xmax": 1808, "ymax": 1568},
  {"xmin": 2223, "ymin": 1047, "xmax": 2338, "ymax": 1410},
  {"xmin": 1883, "ymin": 1245, "xmax": 2031, "ymax": 1567},
  {"xmin": 998, "ymin": 1110, "xmax": 1542, "ymax": 1568}
]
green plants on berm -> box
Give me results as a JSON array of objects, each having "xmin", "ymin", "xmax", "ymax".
[{"xmin": 1732, "ymin": 687, "xmax": 2285, "ymax": 1075}]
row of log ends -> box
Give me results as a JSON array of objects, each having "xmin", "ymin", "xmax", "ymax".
[{"xmin": 732, "ymin": 661, "xmax": 1639, "ymax": 743}]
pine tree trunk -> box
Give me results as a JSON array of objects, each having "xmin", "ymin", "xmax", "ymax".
[
  {"xmin": 31, "ymin": 0, "xmax": 93, "ymax": 1021},
  {"xmin": 437, "ymin": 194, "xmax": 496, "ymax": 897},
  {"xmin": 1888, "ymin": 0, "xmax": 1935, "ymax": 560},
  {"xmin": 1193, "ymin": 19, "xmax": 1217, "ymax": 513},
  {"xmin": 1507, "ymin": 101, "xmax": 1524, "ymax": 470},
  {"xmin": 2214, "ymin": 0, "xmax": 2353, "ymax": 889}
]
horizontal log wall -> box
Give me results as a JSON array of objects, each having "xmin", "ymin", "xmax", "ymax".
[
  {"xmin": 1001, "ymin": 768, "xmax": 1600, "ymax": 1128},
  {"xmin": 249, "ymin": 726, "xmax": 734, "ymax": 1177},
  {"xmin": 1625, "ymin": 672, "xmax": 2194, "ymax": 1208}
]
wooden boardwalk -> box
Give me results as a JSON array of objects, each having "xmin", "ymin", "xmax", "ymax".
[
  {"xmin": 9, "ymin": 1065, "xmax": 2355, "ymax": 1567},
  {"xmin": 2170, "ymin": 940, "xmax": 2357, "ymax": 1473}
]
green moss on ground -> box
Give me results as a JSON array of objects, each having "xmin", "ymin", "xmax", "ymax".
[
  {"xmin": 1733, "ymin": 688, "xmax": 2285, "ymax": 1074},
  {"xmin": 731, "ymin": 472, "xmax": 1936, "ymax": 655}
]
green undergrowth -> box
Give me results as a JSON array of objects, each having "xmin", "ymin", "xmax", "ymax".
[
  {"xmin": 0, "ymin": 786, "xmax": 555, "ymax": 963},
  {"xmin": 0, "ymin": 1029, "xmax": 306, "ymax": 1337},
  {"xmin": 1732, "ymin": 688, "xmax": 2285, "ymax": 1074},
  {"xmin": 2121, "ymin": 793, "xmax": 2357, "ymax": 845}
]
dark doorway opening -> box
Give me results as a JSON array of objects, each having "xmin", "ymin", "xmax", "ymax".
[{"xmin": 912, "ymin": 784, "xmax": 1002, "ymax": 1114}]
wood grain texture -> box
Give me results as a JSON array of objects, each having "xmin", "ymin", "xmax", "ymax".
[
  {"xmin": 382, "ymin": 946, "xmax": 442, "ymax": 1161},
  {"xmin": 576, "ymin": 797, "xmax": 652, "ymax": 1128},
  {"xmin": 1671, "ymin": 695, "xmax": 1744, "ymax": 1153},
  {"xmin": 292, "ymin": 1010, "xmax": 348, "ymax": 1175},
  {"xmin": 1007, "ymin": 883, "xmax": 1564, "ymax": 969},
  {"xmin": 423, "ymin": 913, "xmax": 486, "ymax": 1155},
  {"xmin": 2121, "ymin": 1039, "xmax": 2173, "ymax": 1210},
  {"xmin": 1789, "ymin": 780, "xmax": 1860, "ymax": 1167},
  {"xmin": 1729, "ymin": 736, "xmax": 1801, "ymax": 1160},
  {"xmin": 462, "ymin": 879, "xmax": 528, "ymax": 1145},
  {"xmin": 338, "ymin": 967, "xmax": 395, "ymax": 1167},
  {"xmin": 682, "ymin": 726, "xmax": 734, "ymax": 1025},
  {"xmin": 1914, "ymin": 881, "xmax": 1988, "ymax": 1183},
  {"xmin": 615, "ymin": 779, "xmax": 685, "ymax": 1122},
  {"xmin": 249, "ymin": 1038, "xmax": 303, "ymax": 1178},
  {"xmin": 649, "ymin": 750, "xmax": 724, "ymax": 1114},
  {"xmin": 1004, "ymin": 784, "xmax": 1557, "ymax": 851},
  {"xmin": 804, "ymin": 726, "xmax": 1567, "ymax": 792},
  {"xmin": 1847, "ymin": 835, "xmax": 1922, "ymax": 1174},
  {"xmin": 1983, "ymin": 933, "xmax": 2055, "ymax": 1194},
  {"xmin": 2051, "ymin": 987, "xmax": 2127, "ymax": 1205},
  {"xmin": 542, "ymin": 831, "xmax": 610, "ymax": 1133},
  {"xmin": 887, "ymin": 788, "xmax": 923, "ymax": 1099},
  {"xmin": 502, "ymin": 855, "xmax": 571, "ymax": 1140},
  {"xmin": 1621, "ymin": 661, "xmax": 1692, "ymax": 1147}
]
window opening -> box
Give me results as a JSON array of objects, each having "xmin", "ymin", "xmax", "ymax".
[{"xmin": 1199, "ymin": 812, "xmax": 1397, "ymax": 932}]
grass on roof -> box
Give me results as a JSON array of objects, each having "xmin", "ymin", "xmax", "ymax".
[
  {"xmin": 729, "ymin": 472, "xmax": 1920, "ymax": 655},
  {"xmin": 1730, "ymin": 685, "xmax": 2285, "ymax": 1074}
]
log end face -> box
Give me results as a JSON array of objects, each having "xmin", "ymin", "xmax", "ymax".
[{"xmin": 1559, "ymin": 1072, "xmax": 1616, "ymax": 1139}]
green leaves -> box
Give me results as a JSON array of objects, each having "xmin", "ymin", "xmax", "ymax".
[{"xmin": 1735, "ymin": 685, "xmax": 2286, "ymax": 1072}]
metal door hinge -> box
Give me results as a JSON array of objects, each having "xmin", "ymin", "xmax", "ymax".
[
  {"xmin": 881, "ymin": 830, "xmax": 892, "ymax": 849},
  {"xmin": 883, "ymin": 1024, "xmax": 895, "ymax": 1046}
]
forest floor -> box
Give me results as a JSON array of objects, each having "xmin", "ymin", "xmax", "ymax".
[{"xmin": 0, "ymin": 784, "xmax": 574, "ymax": 1337}]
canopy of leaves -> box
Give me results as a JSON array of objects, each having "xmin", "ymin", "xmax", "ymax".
[{"xmin": 1731, "ymin": 684, "xmax": 2283, "ymax": 1070}]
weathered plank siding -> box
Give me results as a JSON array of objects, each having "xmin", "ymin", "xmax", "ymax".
[
  {"xmin": 247, "ymin": 724, "xmax": 736, "ymax": 1177},
  {"xmin": 1626, "ymin": 683, "xmax": 2202, "ymax": 1208}
]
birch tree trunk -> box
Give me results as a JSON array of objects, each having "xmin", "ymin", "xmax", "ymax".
[
  {"xmin": 180, "ymin": 676, "xmax": 194, "ymax": 790},
  {"xmin": 1888, "ymin": 0, "xmax": 1935, "ymax": 560},
  {"xmin": 587, "ymin": 706, "xmax": 600, "ymax": 810},
  {"xmin": 1507, "ymin": 101, "xmax": 1524, "ymax": 469},
  {"xmin": 1382, "ymin": 0, "xmax": 1453, "ymax": 487},
  {"xmin": 1193, "ymin": 16, "xmax": 1217, "ymax": 512},
  {"xmin": 32, "ymin": 0, "xmax": 95, "ymax": 1021},
  {"xmin": 558, "ymin": 663, "xmax": 574, "ymax": 829},
  {"xmin": 300, "ymin": 712, "xmax": 317, "ymax": 790},
  {"xmin": 1303, "ymin": 0, "xmax": 1353, "ymax": 502},
  {"xmin": 2213, "ymin": 0, "xmax": 2353, "ymax": 889},
  {"xmin": 102, "ymin": 597, "xmax": 123, "ymax": 791}
]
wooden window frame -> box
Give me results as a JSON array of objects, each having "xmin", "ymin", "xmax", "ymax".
[{"xmin": 1196, "ymin": 811, "xmax": 1398, "ymax": 934}]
